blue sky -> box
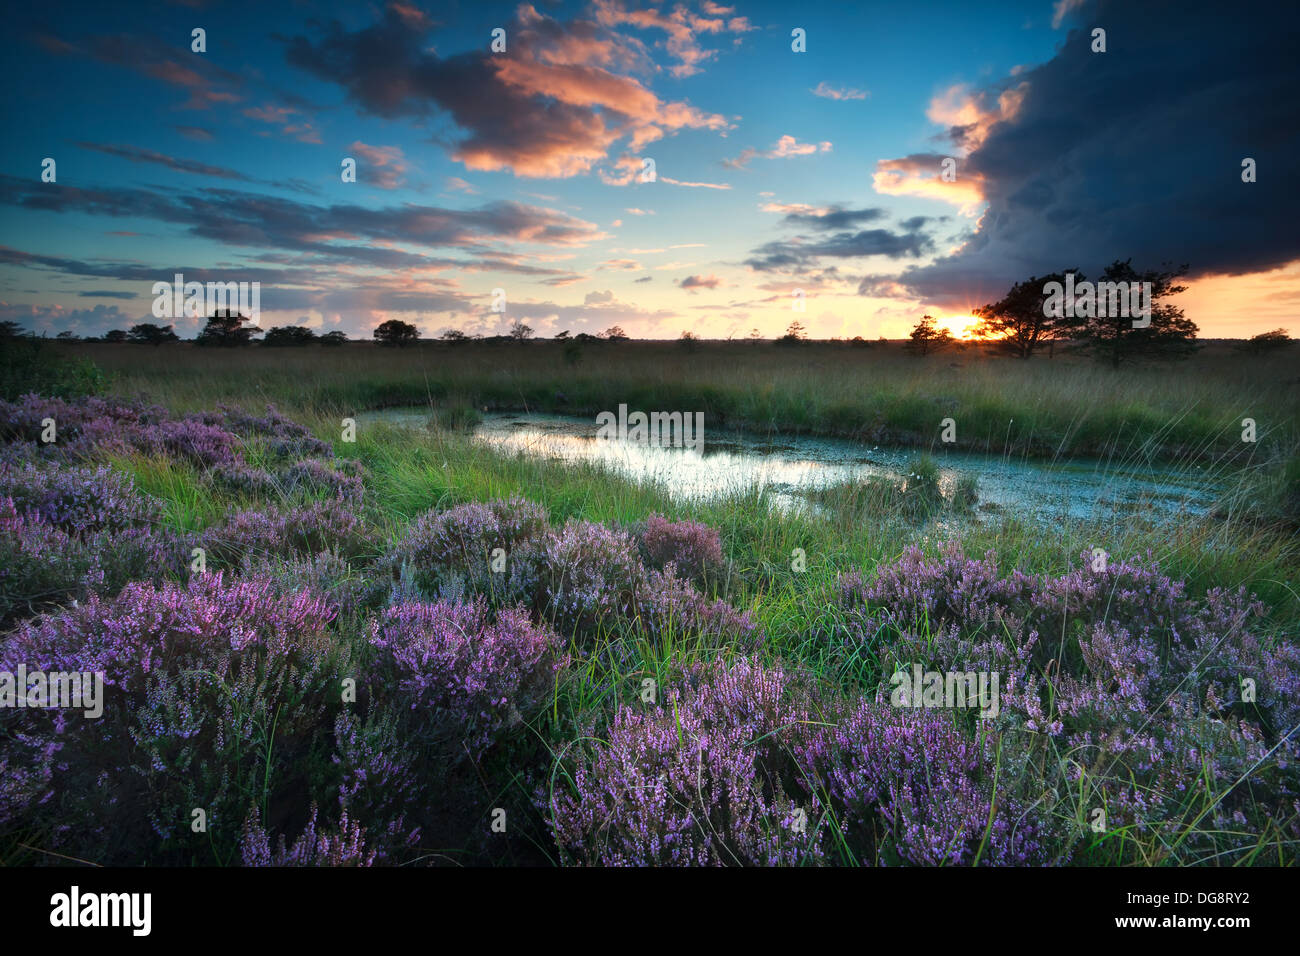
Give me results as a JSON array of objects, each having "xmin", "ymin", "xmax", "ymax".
[{"xmin": 2, "ymin": 0, "xmax": 1296, "ymax": 340}]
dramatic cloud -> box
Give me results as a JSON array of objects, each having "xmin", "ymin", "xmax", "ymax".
[
  {"xmin": 285, "ymin": 2, "xmax": 730, "ymax": 179},
  {"xmin": 880, "ymin": 0, "xmax": 1300, "ymax": 307}
]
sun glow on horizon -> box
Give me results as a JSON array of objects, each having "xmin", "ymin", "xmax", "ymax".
[{"xmin": 941, "ymin": 315, "xmax": 982, "ymax": 339}]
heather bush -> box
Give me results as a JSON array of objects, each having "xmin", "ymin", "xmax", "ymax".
[
  {"xmin": 279, "ymin": 458, "xmax": 365, "ymax": 503},
  {"xmin": 202, "ymin": 499, "xmax": 375, "ymax": 565},
  {"xmin": 0, "ymin": 574, "xmax": 348, "ymax": 864},
  {"xmin": 240, "ymin": 806, "xmax": 379, "ymax": 866},
  {"xmin": 386, "ymin": 498, "xmax": 550, "ymax": 605},
  {"xmin": 0, "ymin": 493, "xmax": 189, "ymax": 626},
  {"xmin": 546, "ymin": 657, "xmax": 827, "ymax": 866},
  {"xmin": 540, "ymin": 520, "xmax": 647, "ymax": 635},
  {"xmin": 367, "ymin": 599, "xmax": 565, "ymax": 762},
  {"xmin": 637, "ymin": 513, "xmax": 723, "ymax": 582},
  {"xmin": 836, "ymin": 544, "xmax": 1300, "ymax": 858},
  {"xmin": 800, "ymin": 696, "xmax": 1048, "ymax": 866},
  {"xmin": 634, "ymin": 563, "xmax": 761, "ymax": 645},
  {"xmin": 0, "ymin": 462, "xmax": 161, "ymax": 536}
]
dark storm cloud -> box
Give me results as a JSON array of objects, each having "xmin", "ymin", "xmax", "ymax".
[
  {"xmin": 746, "ymin": 228, "xmax": 935, "ymax": 272},
  {"xmin": 891, "ymin": 0, "xmax": 1300, "ymax": 306},
  {"xmin": 780, "ymin": 206, "xmax": 889, "ymax": 231}
]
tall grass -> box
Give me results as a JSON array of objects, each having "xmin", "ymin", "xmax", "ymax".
[{"xmin": 81, "ymin": 340, "xmax": 1298, "ymax": 462}]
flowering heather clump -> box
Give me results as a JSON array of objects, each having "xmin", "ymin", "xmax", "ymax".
[
  {"xmin": 540, "ymin": 520, "xmax": 648, "ymax": 634},
  {"xmin": 329, "ymin": 711, "xmax": 422, "ymax": 857},
  {"xmin": 140, "ymin": 418, "xmax": 243, "ymax": 469},
  {"xmin": 211, "ymin": 461, "xmax": 279, "ymax": 496},
  {"xmin": 837, "ymin": 544, "xmax": 1300, "ymax": 854},
  {"xmin": 0, "ymin": 493, "xmax": 189, "ymax": 626},
  {"xmin": 368, "ymin": 599, "xmax": 565, "ymax": 761},
  {"xmin": 547, "ymin": 657, "xmax": 826, "ymax": 866},
  {"xmin": 279, "ymin": 458, "xmax": 365, "ymax": 502},
  {"xmin": 203, "ymin": 498, "xmax": 374, "ymax": 564},
  {"xmin": 197, "ymin": 404, "xmax": 334, "ymax": 460},
  {"xmin": 387, "ymin": 497, "xmax": 550, "ymax": 605},
  {"xmin": 800, "ymin": 697, "xmax": 1047, "ymax": 866},
  {"xmin": 0, "ymin": 462, "xmax": 159, "ymax": 535},
  {"xmin": 637, "ymin": 513, "xmax": 724, "ymax": 582},
  {"xmin": 238, "ymin": 550, "xmax": 386, "ymax": 617},
  {"xmin": 0, "ymin": 574, "xmax": 346, "ymax": 863},
  {"xmin": 635, "ymin": 563, "xmax": 761, "ymax": 644},
  {"xmin": 240, "ymin": 806, "xmax": 378, "ymax": 867}
]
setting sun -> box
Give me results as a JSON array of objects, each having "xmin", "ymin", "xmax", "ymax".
[{"xmin": 941, "ymin": 315, "xmax": 982, "ymax": 339}]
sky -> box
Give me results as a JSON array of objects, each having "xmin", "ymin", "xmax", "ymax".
[{"xmin": 1, "ymin": 0, "xmax": 1297, "ymax": 341}]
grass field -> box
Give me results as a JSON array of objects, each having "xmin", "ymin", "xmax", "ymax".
[
  {"xmin": 3, "ymin": 340, "xmax": 1298, "ymax": 866},
  {"xmin": 79, "ymin": 339, "xmax": 1300, "ymax": 462}
]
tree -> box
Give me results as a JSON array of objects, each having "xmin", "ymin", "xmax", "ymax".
[
  {"xmin": 973, "ymin": 271, "xmax": 1079, "ymax": 359},
  {"xmin": 0, "ymin": 320, "xmax": 25, "ymax": 338},
  {"xmin": 127, "ymin": 322, "xmax": 180, "ymax": 346},
  {"xmin": 554, "ymin": 329, "xmax": 571, "ymax": 341},
  {"xmin": 196, "ymin": 311, "xmax": 260, "ymax": 347},
  {"xmin": 1238, "ymin": 328, "xmax": 1292, "ymax": 354},
  {"xmin": 1074, "ymin": 260, "xmax": 1196, "ymax": 367},
  {"xmin": 262, "ymin": 325, "xmax": 317, "ymax": 346},
  {"xmin": 678, "ymin": 330, "xmax": 699, "ymax": 352},
  {"xmin": 775, "ymin": 320, "xmax": 807, "ymax": 346},
  {"xmin": 373, "ymin": 319, "xmax": 420, "ymax": 346},
  {"xmin": 904, "ymin": 315, "xmax": 952, "ymax": 356},
  {"xmin": 508, "ymin": 320, "xmax": 535, "ymax": 341},
  {"xmin": 439, "ymin": 328, "xmax": 469, "ymax": 344},
  {"xmin": 319, "ymin": 330, "xmax": 349, "ymax": 346},
  {"xmin": 104, "ymin": 329, "xmax": 129, "ymax": 343},
  {"xmin": 748, "ymin": 328, "xmax": 763, "ymax": 345},
  {"xmin": 601, "ymin": 325, "xmax": 629, "ymax": 341}
]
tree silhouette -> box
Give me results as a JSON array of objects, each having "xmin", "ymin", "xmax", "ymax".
[
  {"xmin": 374, "ymin": 319, "xmax": 420, "ymax": 346},
  {"xmin": 973, "ymin": 271, "xmax": 1079, "ymax": 359},
  {"xmin": 904, "ymin": 315, "xmax": 952, "ymax": 356},
  {"xmin": 1074, "ymin": 260, "xmax": 1196, "ymax": 367},
  {"xmin": 127, "ymin": 322, "xmax": 180, "ymax": 346},
  {"xmin": 196, "ymin": 310, "xmax": 260, "ymax": 347},
  {"xmin": 508, "ymin": 320, "xmax": 535, "ymax": 341}
]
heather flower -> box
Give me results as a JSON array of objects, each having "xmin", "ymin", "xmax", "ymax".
[
  {"xmin": 240, "ymin": 806, "xmax": 379, "ymax": 866},
  {"xmin": 800, "ymin": 696, "xmax": 1048, "ymax": 866},
  {"xmin": 386, "ymin": 498, "xmax": 550, "ymax": 606},
  {"xmin": 0, "ymin": 494, "xmax": 189, "ymax": 626},
  {"xmin": 202, "ymin": 498, "xmax": 375, "ymax": 564},
  {"xmin": 546, "ymin": 657, "xmax": 827, "ymax": 866},
  {"xmin": 540, "ymin": 520, "xmax": 647, "ymax": 634},
  {"xmin": 637, "ymin": 513, "xmax": 724, "ymax": 582},
  {"xmin": 279, "ymin": 458, "xmax": 365, "ymax": 502},
  {"xmin": 0, "ymin": 573, "xmax": 346, "ymax": 863},
  {"xmin": 634, "ymin": 563, "xmax": 761, "ymax": 644},
  {"xmin": 368, "ymin": 599, "xmax": 566, "ymax": 761},
  {"xmin": 0, "ymin": 462, "xmax": 160, "ymax": 535}
]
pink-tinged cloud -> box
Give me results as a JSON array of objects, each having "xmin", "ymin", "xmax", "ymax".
[
  {"xmin": 724, "ymin": 135, "xmax": 832, "ymax": 168},
  {"xmin": 872, "ymin": 154, "xmax": 985, "ymax": 214},
  {"xmin": 811, "ymin": 81, "xmax": 868, "ymax": 100},
  {"xmin": 349, "ymin": 142, "xmax": 410, "ymax": 189},
  {"xmin": 680, "ymin": 273, "xmax": 723, "ymax": 290},
  {"xmin": 592, "ymin": 0, "xmax": 754, "ymax": 78},
  {"xmin": 288, "ymin": 3, "xmax": 731, "ymax": 181}
]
